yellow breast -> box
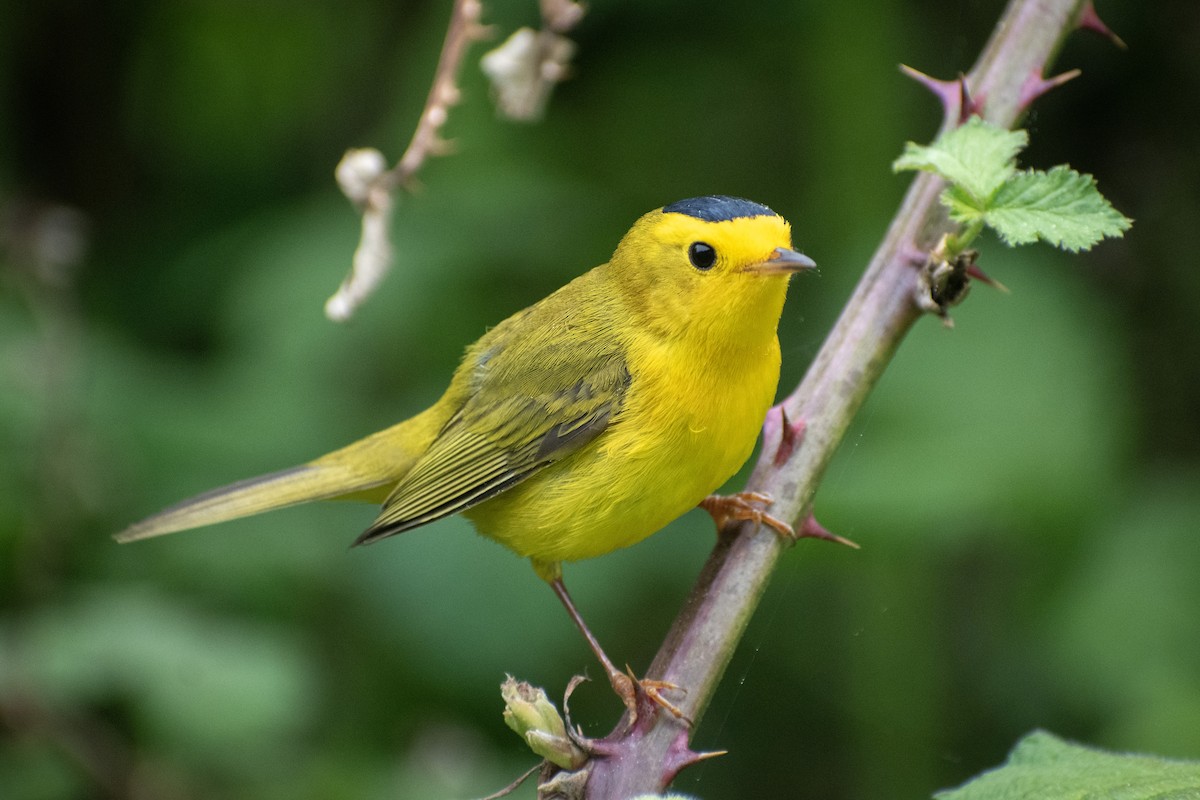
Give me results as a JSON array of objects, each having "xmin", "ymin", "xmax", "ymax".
[{"xmin": 465, "ymin": 331, "xmax": 781, "ymax": 565}]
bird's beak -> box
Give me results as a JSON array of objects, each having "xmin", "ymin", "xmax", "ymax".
[{"xmin": 742, "ymin": 247, "xmax": 817, "ymax": 276}]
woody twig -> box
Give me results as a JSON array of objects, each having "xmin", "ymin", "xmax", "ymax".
[{"xmin": 327, "ymin": 0, "xmax": 489, "ymax": 322}]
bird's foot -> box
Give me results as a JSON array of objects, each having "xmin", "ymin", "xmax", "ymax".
[
  {"xmin": 610, "ymin": 667, "xmax": 689, "ymax": 725},
  {"xmin": 701, "ymin": 492, "xmax": 860, "ymax": 549},
  {"xmin": 701, "ymin": 490, "xmax": 793, "ymax": 537}
]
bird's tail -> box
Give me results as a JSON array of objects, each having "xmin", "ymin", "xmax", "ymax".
[
  {"xmin": 114, "ymin": 461, "xmax": 391, "ymax": 543},
  {"xmin": 115, "ymin": 405, "xmax": 450, "ymax": 543}
]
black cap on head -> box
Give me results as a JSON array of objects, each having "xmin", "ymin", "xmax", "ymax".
[{"xmin": 662, "ymin": 195, "xmax": 776, "ymax": 223}]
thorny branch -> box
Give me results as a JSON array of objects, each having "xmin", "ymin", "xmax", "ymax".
[
  {"xmin": 328, "ymin": 0, "xmax": 586, "ymax": 322},
  {"xmin": 559, "ymin": 0, "xmax": 1123, "ymax": 797}
]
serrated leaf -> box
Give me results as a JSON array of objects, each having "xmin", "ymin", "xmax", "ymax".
[
  {"xmin": 936, "ymin": 730, "xmax": 1200, "ymax": 800},
  {"xmin": 984, "ymin": 165, "xmax": 1133, "ymax": 252},
  {"xmin": 894, "ymin": 117, "xmax": 1028, "ymax": 202}
]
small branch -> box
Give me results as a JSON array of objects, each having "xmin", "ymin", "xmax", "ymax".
[
  {"xmin": 327, "ymin": 0, "xmax": 487, "ymax": 322},
  {"xmin": 578, "ymin": 0, "xmax": 1099, "ymax": 795},
  {"xmin": 390, "ymin": 0, "xmax": 487, "ymax": 185}
]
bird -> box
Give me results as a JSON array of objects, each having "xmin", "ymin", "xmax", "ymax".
[{"xmin": 117, "ymin": 195, "xmax": 816, "ymax": 715}]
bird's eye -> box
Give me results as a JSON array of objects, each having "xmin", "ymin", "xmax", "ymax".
[{"xmin": 688, "ymin": 242, "xmax": 716, "ymax": 271}]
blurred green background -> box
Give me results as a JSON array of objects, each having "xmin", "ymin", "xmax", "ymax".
[{"xmin": 2, "ymin": 0, "xmax": 1197, "ymax": 798}]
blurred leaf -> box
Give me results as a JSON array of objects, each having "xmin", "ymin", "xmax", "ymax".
[
  {"xmin": 1043, "ymin": 470, "xmax": 1200, "ymax": 756},
  {"xmin": 0, "ymin": 586, "xmax": 318, "ymax": 773},
  {"xmin": 936, "ymin": 730, "xmax": 1200, "ymax": 800},
  {"xmin": 0, "ymin": 740, "xmax": 81, "ymax": 800}
]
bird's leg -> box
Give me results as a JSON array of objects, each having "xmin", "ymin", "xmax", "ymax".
[{"xmin": 548, "ymin": 577, "xmax": 686, "ymax": 723}]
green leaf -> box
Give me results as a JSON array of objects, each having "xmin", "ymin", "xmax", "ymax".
[
  {"xmin": 983, "ymin": 165, "xmax": 1133, "ymax": 251},
  {"xmin": 893, "ymin": 117, "xmax": 1028, "ymax": 201},
  {"xmin": 936, "ymin": 730, "xmax": 1200, "ymax": 800}
]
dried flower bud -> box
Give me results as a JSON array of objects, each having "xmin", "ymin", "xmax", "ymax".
[
  {"xmin": 335, "ymin": 148, "xmax": 388, "ymax": 207},
  {"xmin": 481, "ymin": 27, "xmax": 576, "ymax": 122},
  {"xmin": 501, "ymin": 675, "xmax": 585, "ymax": 769}
]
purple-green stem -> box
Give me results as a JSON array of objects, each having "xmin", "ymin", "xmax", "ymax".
[{"xmin": 576, "ymin": 0, "xmax": 1097, "ymax": 795}]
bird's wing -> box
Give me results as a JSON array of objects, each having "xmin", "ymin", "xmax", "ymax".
[{"xmin": 356, "ymin": 338, "xmax": 630, "ymax": 544}]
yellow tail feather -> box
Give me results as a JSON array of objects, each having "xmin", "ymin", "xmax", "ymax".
[
  {"xmin": 115, "ymin": 462, "xmax": 389, "ymax": 543},
  {"xmin": 116, "ymin": 387, "xmax": 458, "ymax": 543}
]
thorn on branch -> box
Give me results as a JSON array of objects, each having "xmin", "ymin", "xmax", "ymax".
[
  {"xmin": 797, "ymin": 512, "xmax": 860, "ymax": 550},
  {"xmin": 663, "ymin": 729, "xmax": 727, "ymax": 786},
  {"xmin": 1018, "ymin": 68, "xmax": 1081, "ymax": 112},
  {"xmin": 560, "ymin": 674, "xmax": 593, "ymax": 752},
  {"xmin": 965, "ymin": 263, "xmax": 1010, "ymax": 293},
  {"xmin": 900, "ymin": 65, "xmax": 983, "ymax": 127},
  {"xmin": 767, "ymin": 405, "xmax": 807, "ymax": 467},
  {"xmin": 1077, "ymin": 2, "xmax": 1127, "ymax": 49}
]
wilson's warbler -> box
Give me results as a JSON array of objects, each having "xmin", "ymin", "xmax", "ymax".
[{"xmin": 118, "ymin": 195, "xmax": 815, "ymax": 712}]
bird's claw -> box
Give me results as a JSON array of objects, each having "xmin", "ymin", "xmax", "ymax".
[
  {"xmin": 701, "ymin": 492, "xmax": 860, "ymax": 549},
  {"xmin": 611, "ymin": 667, "xmax": 689, "ymax": 725},
  {"xmin": 701, "ymin": 491, "xmax": 794, "ymax": 537}
]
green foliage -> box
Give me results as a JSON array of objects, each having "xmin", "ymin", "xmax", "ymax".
[
  {"xmin": 894, "ymin": 117, "xmax": 1132, "ymax": 252},
  {"xmin": 937, "ymin": 730, "xmax": 1200, "ymax": 800},
  {"xmin": 1043, "ymin": 471, "xmax": 1200, "ymax": 757},
  {"xmin": 970, "ymin": 165, "xmax": 1130, "ymax": 250},
  {"xmin": 894, "ymin": 118, "xmax": 1027, "ymax": 201},
  {"xmin": 0, "ymin": 587, "xmax": 316, "ymax": 770}
]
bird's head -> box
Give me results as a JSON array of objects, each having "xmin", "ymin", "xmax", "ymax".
[{"xmin": 607, "ymin": 195, "xmax": 815, "ymax": 345}]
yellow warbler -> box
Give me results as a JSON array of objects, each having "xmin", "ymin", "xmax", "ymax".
[{"xmin": 118, "ymin": 195, "xmax": 815, "ymax": 711}]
